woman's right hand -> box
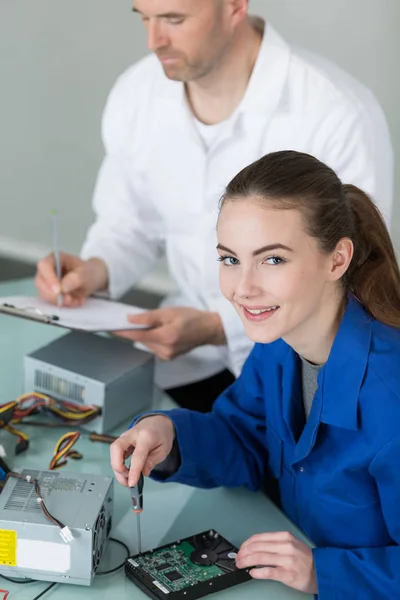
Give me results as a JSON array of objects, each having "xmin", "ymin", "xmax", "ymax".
[{"xmin": 110, "ymin": 415, "xmax": 176, "ymax": 487}]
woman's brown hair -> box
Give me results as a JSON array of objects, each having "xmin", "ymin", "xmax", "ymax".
[{"xmin": 220, "ymin": 150, "xmax": 400, "ymax": 329}]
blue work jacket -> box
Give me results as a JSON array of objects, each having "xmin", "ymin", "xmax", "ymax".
[{"xmin": 144, "ymin": 296, "xmax": 400, "ymax": 598}]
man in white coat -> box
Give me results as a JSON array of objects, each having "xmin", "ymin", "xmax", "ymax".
[{"xmin": 36, "ymin": 0, "xmax": 393, "ymax": 411}]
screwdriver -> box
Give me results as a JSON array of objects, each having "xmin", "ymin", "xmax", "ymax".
[{"xmin": 130, "ymin": 473, "xmax": 144, "ymax": 554}]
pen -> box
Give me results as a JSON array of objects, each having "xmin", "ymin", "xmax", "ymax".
[{"xmin": 51, "ymin": 210, "xmax": 62, "ymax": 307}]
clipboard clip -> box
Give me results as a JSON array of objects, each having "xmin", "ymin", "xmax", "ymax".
[{"xmin": 1, "ymin": 303, "xmax": 60, "ymax": 324}]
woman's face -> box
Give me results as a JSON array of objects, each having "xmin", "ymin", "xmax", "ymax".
[{"xmin": 217, "ymin": 197, "xmax": 338, "ymax": 347}]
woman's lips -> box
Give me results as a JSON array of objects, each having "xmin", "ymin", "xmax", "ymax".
[{"xmin": 241, "ymin": 305, "xmax": 280, "ymax": 322}]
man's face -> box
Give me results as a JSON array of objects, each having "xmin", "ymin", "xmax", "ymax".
[{"xmin": 133, "ymin": 0, "xmax": 239, "ymax": 81}]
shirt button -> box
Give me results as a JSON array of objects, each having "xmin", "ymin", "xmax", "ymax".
[{"xmin": 299, "ymin": 466, "xmax": 305, "ymax": 473}]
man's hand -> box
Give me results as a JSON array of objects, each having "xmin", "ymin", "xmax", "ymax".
[
  {"xmin": 236, "ymin": 531, "xmax": 318, "ymax": 595},
  {"xmin": 117, "ymin": 307, "xmax": 226, "ymax": 361},
  {"xmin": 110, "ymin": 415, "xmax": 176, "ymax": 487},
  {"xmin": 35, "ymin": 253, "xmax": 108, "ymax": 307}
]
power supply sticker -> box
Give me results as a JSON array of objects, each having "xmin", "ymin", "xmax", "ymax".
[{"xmin": 0, "ymin": 529, "xmax": 17, "ymax": 566}]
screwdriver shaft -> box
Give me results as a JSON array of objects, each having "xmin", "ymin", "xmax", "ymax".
[{"xmin": 137, "ymin": 513, "xmax": 142, "ymax": 554}]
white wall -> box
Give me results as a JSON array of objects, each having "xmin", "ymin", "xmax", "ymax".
[{"xmin": 0, "ymin": 0, "xmax": 399, "ymax": 291}]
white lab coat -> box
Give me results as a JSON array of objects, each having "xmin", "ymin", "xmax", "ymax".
[{"xmin": 81, "ymin": 23, "xmax": 393, "ymax": 389}]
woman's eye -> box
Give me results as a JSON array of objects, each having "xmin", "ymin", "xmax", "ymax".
[
  {"xmin": 265, "ymin": 256, "xmax": 285, "ymax": 266},
  {"xmin": 217, "ymin": 255, "xmax": 239, "ymax": 266}
]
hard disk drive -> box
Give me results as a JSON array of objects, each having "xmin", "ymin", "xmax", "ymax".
[{"xmin": 125, "ymin": 529, "xmax": 251, "ymax": 599}]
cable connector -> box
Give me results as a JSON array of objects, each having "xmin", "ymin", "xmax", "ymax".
[
  {"xmin": 15, "ymin": 439, "xmax": 29, "ymax": 455},
  {"xmin": 25, "ymin": 475, "xmax": 32, "ymax": 483},
  {"xmin": 59, "ymin": 526, "xmax": 74, "ymax": 543}
]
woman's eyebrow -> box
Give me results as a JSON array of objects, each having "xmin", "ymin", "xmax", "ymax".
[
  {"xmin": 216, "ymin": 243, "xmax": 293, "ymax": 256},
  {"xmin": 217, "ymin": 244, "xmax": 237, "ymax": 256},
  {"xmin": 253, "ymin": 244, "xmax": 293, "ymax": 256}
]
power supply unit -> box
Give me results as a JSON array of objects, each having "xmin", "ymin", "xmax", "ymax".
[
  {"xmin": 0, "ymin": 468, "xmax": 113, "ymax": 585},
  {"xmin": 23, "ymin": 331, "xmax": 155, "ymax": 433}
]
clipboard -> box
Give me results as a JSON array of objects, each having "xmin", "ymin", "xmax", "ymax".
[
  {"xmin": 0, "ymin": 296, "xmax": 149, "ymax": 332},
  {"xmin": 0, "ymin": 302, "xmax": 59, "ymax": 324}
]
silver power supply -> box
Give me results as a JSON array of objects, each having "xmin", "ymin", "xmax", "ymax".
[
  {"xmin": 0, "ymin": 468, "xmax": 114, "ymax": 585},
  {"xmin": 24, "ymin": 331, "xmax": 154, "ymax": 433}
]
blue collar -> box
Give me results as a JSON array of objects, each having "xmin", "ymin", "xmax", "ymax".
[
  {"xmin": 319, "ymin": 295, "xmax": 372, "ymax": 431},
  {"xmin": 284, "ymin": 295, "xmax": 373, "ymax": 465}
]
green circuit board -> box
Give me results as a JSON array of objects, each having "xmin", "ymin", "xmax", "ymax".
[
  {"xmin": 132, "ymin": 540, "xmax": 224, "ymax": 593},
  {"xmin": 125, "ymin": 530, "xmax": 251, "ymax": 600}
]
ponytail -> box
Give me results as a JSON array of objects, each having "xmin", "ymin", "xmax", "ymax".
[{"xmin": 344, "ymin": 185, "xmax": 400, "ymax": 329}]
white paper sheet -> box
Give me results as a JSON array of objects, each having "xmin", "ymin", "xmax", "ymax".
[{"xmin": 0, "ymin": 296, "xmax": 149, "ymax": 332}]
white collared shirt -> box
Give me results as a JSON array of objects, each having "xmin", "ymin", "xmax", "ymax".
[{"xmin": 81, "ymin": 24, "xmax": 393, "ymax": 389}]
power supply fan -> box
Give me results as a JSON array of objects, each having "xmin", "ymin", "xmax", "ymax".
[{"xmin": 92, "ymin": 506, "xmax": 107, "ymax": 571}]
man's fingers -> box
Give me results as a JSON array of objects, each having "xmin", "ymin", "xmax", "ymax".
[
  {"xmin": 61, "ymin": 270, "xmax": 85, "ymax": 294},
  {"xmin": 118, "ymin": 325, "xmax": 167, "ymax": 346},
  {"xmin": 120, "ymin": 329, "xmax": 159, "ymax": 343},
  {"xmin": 37, "ymin": 254, "xmax": 59, "ymax": 290},
  {"xmin": 128, "ymin": 309, "xmax": 164, "ymax": 327},
  {"xmin": 35, "ymin": 273, "xmax": 57, "ymax": 303},
  {"xmin": 61, "ymin": 293, "xmax": 85, "ymax": 307},
  {"xmin": 36, "ymin": 257, "xmax": 61, "ymax": 301},
  {"xmin": 114, "ymin": 332, "xmax": 170, "ymax": 360},
  {"xmin": 36, "ymin": 273, "xmax": 84, "ymax": 307}
]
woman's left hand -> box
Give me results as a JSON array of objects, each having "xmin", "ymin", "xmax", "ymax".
[{"xmin": 236, "ymin": 531, "xmax": 318, "ymax": 594}]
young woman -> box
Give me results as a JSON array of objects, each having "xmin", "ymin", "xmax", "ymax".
[{"xmin": 111, "ymin": 151, "xmax": 400, "ymax": 598}]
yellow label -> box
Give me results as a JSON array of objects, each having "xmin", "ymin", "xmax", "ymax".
[{"xmin": 0, "ymin": 529, "xmax": 17, "ymax": 566}]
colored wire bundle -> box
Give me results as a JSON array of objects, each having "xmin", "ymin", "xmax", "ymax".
[
  {"xmin": 49, "ymin": 432, "xmax": 82, "ymax": 470},
  {"xmin": 5, "ymin": 473, "xmax": 73, "ymax": 542},
  {"xmin": 0, "ymin": 401, "xmax": 18, "ymax": 426},
  {"xmin": 1, "ymin": 424, "xmax": 29, "ymax": 455},
  {"xmin": 88, "ymin": 432, "xmax": 117, "ymax": 444},
  {"xmin": 11, "ymin": 392, "xmax": 101, "ymax": 425},
  {"xmin": 0, "ymin": 393, "xmax": 101, "ymax": 455}
]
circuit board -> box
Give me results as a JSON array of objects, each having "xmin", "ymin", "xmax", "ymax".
[{"xmin": 125, "ymin": 529, "xmax": 252, "ymax": 600}]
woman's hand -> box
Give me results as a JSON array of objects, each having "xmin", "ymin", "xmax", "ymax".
[
  {"xmin": 236, "ymin": 531, "xmax": 317, "ymax": 594},
  {"xmin": 110, "ymin": 415, "xmax": 176, "ymax": 487}
]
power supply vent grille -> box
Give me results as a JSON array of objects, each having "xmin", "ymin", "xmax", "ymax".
[
  {"xmin": 34, "ymin": 369, "xmax": 85, "ymax": 404},
  {"xmin": 4, "ymin": 470, "xmax": 83, "ymax": 513},
  {"xmin": 93, "ymin": 507, "xmax": 107, "ymax": 571}
]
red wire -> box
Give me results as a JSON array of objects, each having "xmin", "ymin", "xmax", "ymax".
[{"xmin": 0, "ymin": 590, "xmax": 9, "ymax": 600}]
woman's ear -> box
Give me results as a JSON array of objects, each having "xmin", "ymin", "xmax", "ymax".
[{"xmin": 328, "ymin": 238, "xmax": 354, "ymax": 282}]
